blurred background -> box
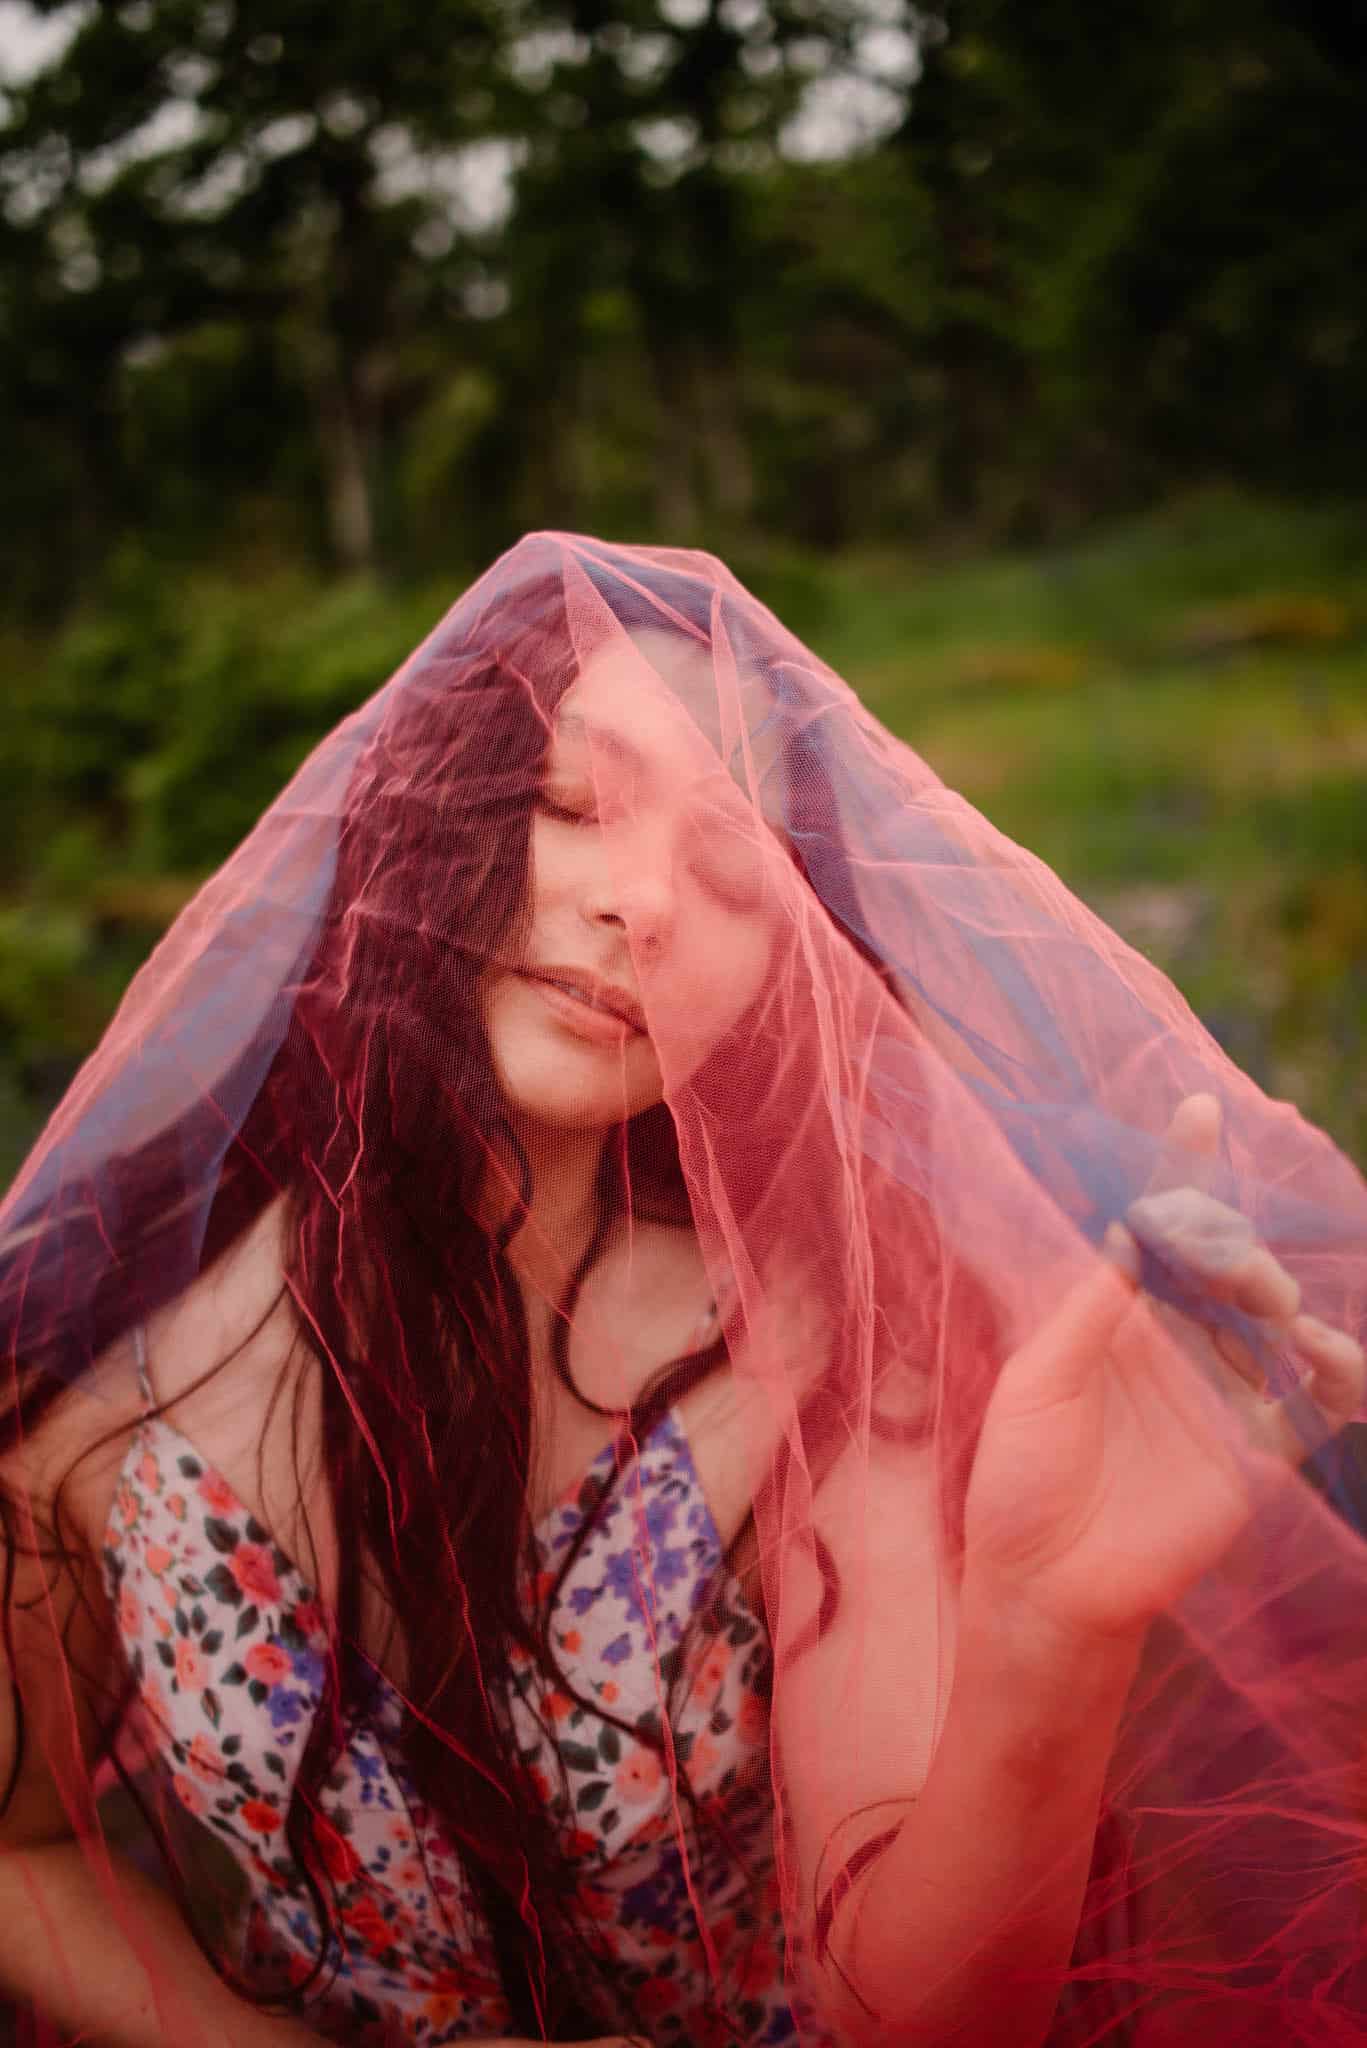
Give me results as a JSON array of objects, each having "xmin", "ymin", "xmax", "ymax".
[{"xmin": 1, "ymin": 0, "xmax": 1365, "ymax": 1186}]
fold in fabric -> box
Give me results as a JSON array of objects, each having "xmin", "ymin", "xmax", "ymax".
[{"xmin": 1, "ymin": 533, "xmax": 1365, "ymax": 2047}]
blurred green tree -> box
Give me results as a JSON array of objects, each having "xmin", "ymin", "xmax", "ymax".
[{"xmin": 0, "ymin": 0, "xmax": 513, "ymax": 582}]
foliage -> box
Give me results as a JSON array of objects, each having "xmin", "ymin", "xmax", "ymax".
[
  {"xmin": 2, "ymin": 0, "xmax": 1365, "ymax": 604},
  {"xmin": 2, "ymin": 493, "xmax": 1365, "ymax": 1188},
  {"xmin": 2, "ymin": 3, "xmax": 1365, "ymax": 1177}
]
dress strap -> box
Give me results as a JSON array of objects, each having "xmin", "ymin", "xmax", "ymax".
[{"xmin": 131, "ymin": 1323, "xmax": 155, "ymax": 1414}]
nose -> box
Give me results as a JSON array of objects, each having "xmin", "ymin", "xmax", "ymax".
[{"xmin": 581, "ymin": 852, "xmax": 675, "ymax": 959}]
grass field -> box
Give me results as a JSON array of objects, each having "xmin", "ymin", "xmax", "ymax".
[
  {"xmin": 2, "ymin": 490, "xmax": 1365, "ymax": 1183},
  {"xmin": 800, "ymin": 491, "xmax": 1367, "ymax": 1167}
]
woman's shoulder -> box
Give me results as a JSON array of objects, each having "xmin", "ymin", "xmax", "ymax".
[
  {"xmin": 139, "ymin": 1193, "xmax": 301, "ymax": 1448},
  {"xmin": 135, "ymin": 1195, "xmax": 325, "ymax": 1566},
  {"xmin": 12, "ymin": 1195, "xmax": 308, "ymax": 1562}
]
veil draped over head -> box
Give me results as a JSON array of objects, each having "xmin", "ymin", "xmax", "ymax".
[{"xmin": 2, "ymin": 532, "xmax": 1367, "ymax": 2048}]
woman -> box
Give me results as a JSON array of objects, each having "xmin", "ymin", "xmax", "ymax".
[{"xmin": 1, "ymin": 534, "xmax": 1365, "ymax": 2048}]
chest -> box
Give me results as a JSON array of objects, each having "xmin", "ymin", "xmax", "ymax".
[
  {"xmin": 100, "ymin": 1404, "xmax": 773, "ymax": 1858},
  {"xmin": 92, "ymin": 1213, "xmax": 780, "ymax": 1679}
]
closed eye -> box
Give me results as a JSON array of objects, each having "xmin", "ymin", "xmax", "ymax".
[
  {"xmin": 536, "ymin": 788, "xmax": 598, "ymax": 826},
  {"xmin": 688, "ymin": 809, "xmax": 767, "ymax": 912}
]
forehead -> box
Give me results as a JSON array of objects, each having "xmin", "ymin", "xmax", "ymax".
[{"xmin": 555, "ymin": 627, "xmax": 786, "ymax": 805}]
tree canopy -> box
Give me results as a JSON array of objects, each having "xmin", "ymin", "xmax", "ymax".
[{"xmin": 1, "ymin": 0, "xmax": 1362, "ymax": 609}]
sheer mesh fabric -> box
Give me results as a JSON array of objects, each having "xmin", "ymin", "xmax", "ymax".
[{"xmin": 1, "ymin": 532, "xmax": 1365, "ymax": 2046}]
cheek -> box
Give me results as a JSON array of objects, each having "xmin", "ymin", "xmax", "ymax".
[
  {"xmin": 482, "ymin": 974, "xmax": 666, "ymax": 1125},
  {"xmin": 527, "ymin": 816, "xmax": 573, "ymax": 910},
  {"xmin": 651, "ymin": 908, "xmax": 776, "ymax": 1053}
]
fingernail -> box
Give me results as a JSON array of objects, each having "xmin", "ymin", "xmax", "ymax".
[
  {"xmin": 1103, "ymin": 1222, "xmax": 1141, "ymax": 1282},
  {"xmin": 1295, "ymin": 1313, "xmax": 1365, "ymax": 1367}
]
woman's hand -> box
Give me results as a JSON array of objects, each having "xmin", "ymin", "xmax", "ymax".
[{"xmin": 962, "ymin": 1092, "xmax": 1365, "ymax": 1650}]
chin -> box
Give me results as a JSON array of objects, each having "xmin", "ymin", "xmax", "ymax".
[
  {"xmin": 490, "ymin": 1042, "xmax": 663, "ymax": 1132},
  {"xmin": 504, "ymin": 1079, "xmax": 663, "ymax": 1132}
]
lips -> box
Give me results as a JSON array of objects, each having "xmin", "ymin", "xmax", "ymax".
[{"xmin": 519, "ymin": 966, "xmax": 648, "ymax": 1035}]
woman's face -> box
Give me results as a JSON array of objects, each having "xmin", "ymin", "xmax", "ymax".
[{"xmin": 482, "ymin": 630, "xmax": 788, "ymax": 1132}]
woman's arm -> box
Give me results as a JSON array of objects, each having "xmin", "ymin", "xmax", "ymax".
[
  {"xmin": 770, "ymin": 1432, "xmax": 1138, "ymax": 2048},
  {"xmin": 850, "ymin": 1593, "xmax": 1138, "ymax": 2044},
  {"xmin": 0, "ymin": 1419, "xmax": 317, "ymax": 2047},
  {"xmin": 0, "ymin": 1396, "xmax": 645, "ymax": 2048},
  {"xmin": 0, "ymin": 1837, "xmax": 325, "ymax": 2048},
  {"xmin": 0, "ymin": 1842, "xmax": 649, "ymax": 2048},
  {"xmin": 774, "ymin": 1097, "xmax": 1364, "ymax": 2047}
]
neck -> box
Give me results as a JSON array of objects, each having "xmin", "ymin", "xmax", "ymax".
[{"xmin": 478, "ymin": 1116, "xmax": 609, "ymax": 1302}]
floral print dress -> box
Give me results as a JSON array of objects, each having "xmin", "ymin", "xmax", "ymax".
[{"xmin": 100, "ymin": 1327, "xmax": 817, "ymax": 2046}]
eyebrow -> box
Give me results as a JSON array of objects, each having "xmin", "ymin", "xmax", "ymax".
[
  {"xmin": 554, "ymin": 711, "xmax": 649, "ymax": 773},
  {"xmin": 556, "ymin": 708, "xmax": 782, "ymax": 836}
]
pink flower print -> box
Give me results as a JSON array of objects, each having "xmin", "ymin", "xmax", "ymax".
[
  {"xmin": 172, "ymin": 1774, "xmax": 205, "ymax": 1815},
  {"xmin": 240, "ymin": 1798, "xmax": 284, "ymax": 1836},
  {"xmin": 153, "ymin": 1613, "xmax": 172, "ymax": 1640},
  {"xmin": 117, "ymin": 1585, "xmax": 140, "ymax": 1637},
  {"xmin": 737, "ymin": 1690, "xmax": 768, "ymax": 1747},
  {"xmin": 738, "ymin": 1934, "xmax": 779, "ymax": 1997},
  {"xmin": 613, "ymin": 1748, "xmax": 663, "ymax": 1804},
  {"xmin": 397, "ymin": 1857, "xmax": 426, "ymax": 1890},
  {"xmin": 136, "ymin": 1451, "xmax": 160, "ymax": 1492},
  {"xmin": 244, "ymin": 1641, "xmax": 293, "ymax": 1685},
  {"xmin": 187, "ymin": 1733, "xmax": 224, "ymax": 1783},
  {"xmin": 229, "ymin": 1543, "xmax": 281, "ymax": 1605},
  {"xmin": 388, "ymin": 1818, "xmax": 412, "ymax": 1845},
  {"xmin": 342, "ymin": 1893, "xmax": 394, "ymax": 1959},
  {"xmin": 144, "ymin": 1543, "xmax": 173, "ymax": 1576},
  {"xmin": 141, "ymin": 1673, "xmax": 172, "ymax": 1738},
  {"xmin": 291, "ymin": 1600, "xmax": 325, "ymax": 1639},
  {"xmin": 686, "ymin": 1729, "xmax": 721, "ymax": 1788},
  {"xmin": 710, "ymin": 1912, "xmax": 738, "ymax": 1959},
  {"xmin": 198, "ymin": 1471, "xmax": 239, "ymax": 1515},
  {"xmin": 313, "ymin": 1814, "xmax": 363, "ymax": 1884},
  {"xmin": 160, "ymin": 1578, "xmax": 179, "ymax": 1611},
  {"xmin": 575, "ymin": 1882, "xmax": 616, "ymax": 1922},
  {"xmin": 637, "ymin": 1977, "xmax": 681, "ymax": 2018},
  {"xmin": 423, "ymin": 1994, "xmax": 464, "ymax": 2032},
  {"xmin": 690, "ymin": 1639, "xmax": 730, "ymax": 1705},
  {"xmin": 174, "ymin": 1638, "xmax": 206, "ymax": 1691},
  {"xmin": 116, "ymin": 1484, "xmax": 138, "ymax": 1529},
  {"xmin": 165, "ymin": 1492, "xmax": 187, "ymax": 1521}
]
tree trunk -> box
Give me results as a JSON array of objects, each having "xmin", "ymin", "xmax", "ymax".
[
  {"xmin": 314, "ymin": 359, "xmax": 375, "ymax": 574},
  {"xmin": 649, "ymin": 344, "xmax": 702, "ymax": 537},
  {"xmin": 690, "ymin": 347, "xmax": 753, "ymax": 525}
]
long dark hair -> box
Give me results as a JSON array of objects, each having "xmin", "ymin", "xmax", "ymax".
[{"xmin": 0, "ymin": 548, "xmax": 996, "ymax": 2040}]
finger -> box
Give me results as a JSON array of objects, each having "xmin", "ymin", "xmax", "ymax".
[
  {"xmin": 1014, "ymin": 1225, "xmax": 1142, "ymax": 1400},
  {"xmin": 1234, "ymin": 1246, "xmax": 1303, "ymax": 1322},
  {"xmin": 1248, "ymin": 1323, "xmax": 1366, "ymax": 1469},
  {"xmin": 1290, "ymin": 1312, "xmax": 1366, "ymax": 1424},
  {"xmin": 1212, "ymin": 1323, "xmax": 1266, "ymax": 1396},
  {"xmin": 1144, "ymin": 1091, "xmax": 1224, "ymax": 1200},
  {"xmin": 1125, "ymin": 1187, "xmax": 1301, "ymax": 1321}
]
